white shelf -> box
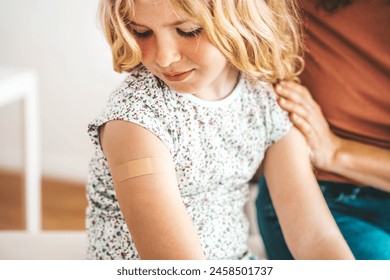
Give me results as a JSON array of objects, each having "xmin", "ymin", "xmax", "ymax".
[{"xmin": 0, "ymin": 67, "xmax": 41, "ymax": 233}]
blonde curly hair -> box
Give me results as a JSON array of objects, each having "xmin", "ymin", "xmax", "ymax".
[{"xmin": 99, "ymin": 0, "xmax": 303, "ymax": 82}]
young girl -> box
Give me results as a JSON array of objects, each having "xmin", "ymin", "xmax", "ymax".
[{"xmin": 86, "ymin": 0, "xmax": 354, "ymax": 260}]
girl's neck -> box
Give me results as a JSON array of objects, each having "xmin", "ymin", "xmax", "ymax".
[{"xmin": 192, "ymin": 66, "xmax": 240, "ymax": 101}]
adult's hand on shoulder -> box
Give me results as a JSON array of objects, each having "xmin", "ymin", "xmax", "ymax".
[{"xmin": 274, "ymin": 81, "xmax": 340, "ymax": 171}]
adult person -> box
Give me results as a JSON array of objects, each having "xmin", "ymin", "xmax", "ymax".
[{"xmin": 256, "ymin": 0, "xmax": 390, "ymax": 260}]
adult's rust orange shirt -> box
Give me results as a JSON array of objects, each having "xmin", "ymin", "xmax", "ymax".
[{"xmin": 300, "ymin": 0, "xmax": 390, "ymax": 184}]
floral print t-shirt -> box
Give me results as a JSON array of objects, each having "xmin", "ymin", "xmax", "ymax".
[{"xmin": 86, "ymin": 66, "xmax": 292, "ymax": 259}]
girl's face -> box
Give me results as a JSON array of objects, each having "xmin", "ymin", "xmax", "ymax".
[{"xmin": 131, "ymin": 0, "xmax": 238, "ymax": 100}]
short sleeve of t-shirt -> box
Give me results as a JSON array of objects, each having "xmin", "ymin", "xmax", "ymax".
[
  {"xmin": 87, "ymin": 67, "xmax": 175, "ymax": 156},
  {"xmin": 262, "ymin": 85, "xmax": 293, "ymax": 149}
]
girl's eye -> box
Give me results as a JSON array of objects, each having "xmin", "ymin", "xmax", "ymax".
[
  {"xmin": 132, "ymin": 29, "xmax": 152, "ymax": 39},
  {"xmin": 176, "ymin": 28, "xmax": 203, "ymax": 38}
]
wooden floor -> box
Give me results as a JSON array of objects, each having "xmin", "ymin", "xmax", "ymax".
[{"xmin": 0, "ymin": 170, "xmax": 87, "ymax": 230}]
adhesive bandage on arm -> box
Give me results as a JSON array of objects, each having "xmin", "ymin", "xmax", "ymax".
[{"xmin": 111, "ymin": 157, "xmax": 169, "ymax": 183}]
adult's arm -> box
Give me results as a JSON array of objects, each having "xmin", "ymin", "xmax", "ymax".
[
  {"xmin": 100, "ymin": 120, "xmax": 205, "ymax": 259},
  {"xmin": 275, "ymin": 81, "xmax": 390, "ymax": 192},
  {"xmin": 263, "ymin": 127, "xmax": 354, "ymax": 259}
]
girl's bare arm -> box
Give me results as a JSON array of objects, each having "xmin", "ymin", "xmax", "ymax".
[
  {"xmin": 100, "ymin": 120, "xmax": 205, "ymax": 260},
  {"xmin": 263, "ymin": 127, "xmax": 354, "ymax": 259}
]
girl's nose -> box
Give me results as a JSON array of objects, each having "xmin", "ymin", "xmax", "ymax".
[{"xmin": 155, "ymin": 37, "xmax": 181, "ymax": 68}]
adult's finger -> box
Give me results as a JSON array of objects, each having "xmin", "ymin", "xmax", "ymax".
[
  {"xmin": 278, "ymin": 97, "xmax": 309, "ymax": 120},
  {"xmin": 279, "ymin": 82, "xmax": 316, "ymax": 106},
  {"xmin": 290, "ymin": 113, "xmax": 319, "ymax": 149}
]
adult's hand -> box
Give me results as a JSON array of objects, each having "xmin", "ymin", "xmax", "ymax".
[
  {"xmin": 274, "ymin": 81, "xmax": 340, "ymax": 171},
  {"xmin": 274, "ymin": 81, "xmax": 390, "ymax": 191}
]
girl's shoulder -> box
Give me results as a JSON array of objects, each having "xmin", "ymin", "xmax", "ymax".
[
  {"xmin": 101, "ymin": 66, "xmax": 173, "ymax": 120},
  {"xmin": 243, "ymin": 76, "xmax": 279, "ymax": 105},
  {"xmin": 242, "ymin": 75, "xmax": 293, "ymax": 147},
  {"xmin": 88, "ymin": 66, "xmax": 176, "ymax": 154},
  {"xmin": 111, "ymin": 65, "xmax": 168, "ymax": 104}
]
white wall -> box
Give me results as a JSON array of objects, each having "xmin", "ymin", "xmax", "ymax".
[{"xmin": 0, "ymin": 0, "xmax": 126, "ymax": 181}]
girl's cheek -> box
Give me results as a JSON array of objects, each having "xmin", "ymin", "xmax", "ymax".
[{"xmin": 136, "ymin": 41, "xmax": 153, "ymax": 60}]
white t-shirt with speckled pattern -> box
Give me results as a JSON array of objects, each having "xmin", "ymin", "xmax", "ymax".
[{"xmin": 86, "ymin": 66, "xmax": 292, "ymax": 260}]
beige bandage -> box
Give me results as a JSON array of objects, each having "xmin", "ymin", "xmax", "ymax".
[{"xmin": 111, "ymin": 157, "xmax": 168, "ymax": 183}]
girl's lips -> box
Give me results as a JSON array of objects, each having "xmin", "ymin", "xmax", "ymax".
[{"xmin": 163, "ymin": 69, "xmax": 193, "ymax": 82}]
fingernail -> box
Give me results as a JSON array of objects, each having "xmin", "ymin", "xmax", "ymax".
[
  {"xmin": 276, "ymin": 84, "xmax": 283, "ymax": 91},
  {"xmin": 279, "ymin": 97, "xmax": 285, "ymax": 104}
]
